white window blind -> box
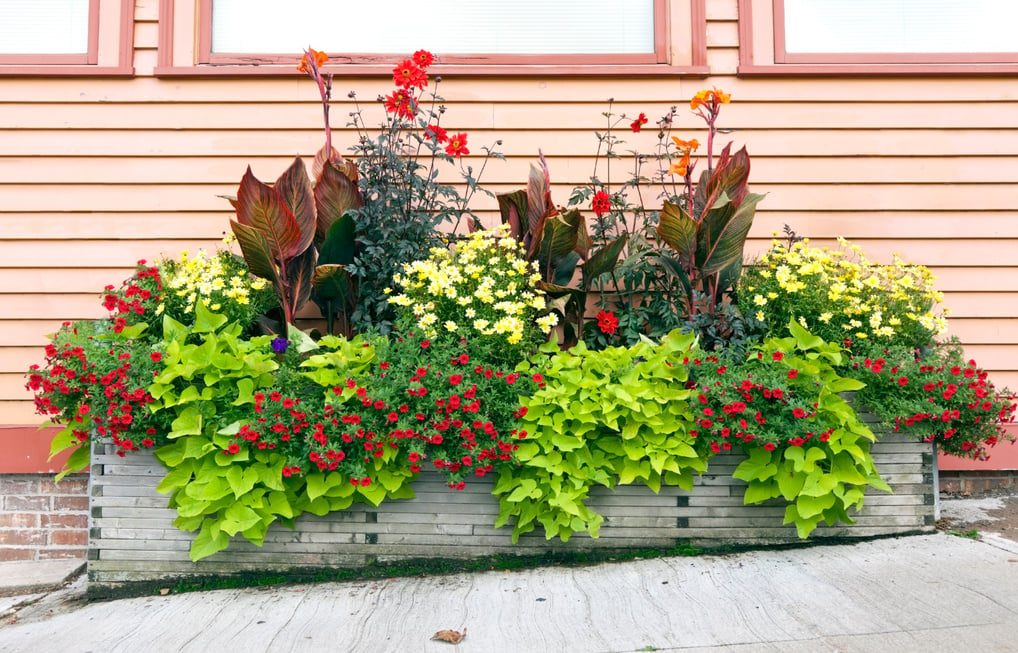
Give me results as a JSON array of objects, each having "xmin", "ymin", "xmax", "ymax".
[
  {"xmin": 784, "ymin": 0, "xmax": 1018, "ymax": 53},
  {"xmin": 0, "ymin": 0, "xmax": 89, "ymax": 54},
  {"xmin": 210, "ymin": 0, "xmax": 655, "ymax": 55}
]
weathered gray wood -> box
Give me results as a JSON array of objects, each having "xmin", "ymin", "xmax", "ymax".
[{"xmin": 87, "ymin": 433, "xmax": 935, "ymax": 587}]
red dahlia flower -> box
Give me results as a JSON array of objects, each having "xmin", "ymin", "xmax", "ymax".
[
  {"xmin": 385, "ymin": 90, "xmax": 417, "ymax": 120},
  {"xmin": 445, "ymin": 133, "xmax": 469, "ymax": 157},
  {"xmin": 596, "ymin": 310, "xmax": 619, "ymax": 335},
  {"xmin": 424, "ymin": 124, "xmax": 449, "ymax": 144},
  {"xmin": 392, "ymin": 59, "xmax": 428, "ymax": 88},
  {"xmin": 413, "ymin": 49, "xmax": 435, "ymax": 69},
  {"xmin": 591, "ymin": 190, "xmax": 611, "ymax": 217}
]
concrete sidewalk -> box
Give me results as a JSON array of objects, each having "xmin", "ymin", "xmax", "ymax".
[{"xmin": 1, "ymin": 533, "xmax": 1017, "ymax": 652}]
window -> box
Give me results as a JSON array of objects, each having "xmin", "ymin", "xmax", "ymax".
[
  {"xmin": 207, "ymin": 0, "xmax": 658, "ymax": 63},
  {"xmin": 739, "ymin": 0, "xmax": 1018, "ymax": 75},
  {"xmin": 157, "ymin": 0, "xmax": 709, "ymax": 77},
  {"xmin": 0, "ymin": 0, "xmax": 92, "ymax": 62},
  {"xmin": 0, "ymin": 0, "xmax": 134, "ymax": 76}
]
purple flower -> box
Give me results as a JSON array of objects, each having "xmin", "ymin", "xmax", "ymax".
[{"xmin": 271, "ymin": 337, "xmax": 289, "ymax": 354}]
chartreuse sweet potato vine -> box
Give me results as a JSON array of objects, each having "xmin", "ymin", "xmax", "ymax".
[
  {"xmin": 500, "ymin": 322, "xmax": 891, "ymax": 543},
  {"xmin": 149, "ymin": 306, "xmax": 413, "ymax": 561},
  {"xmin": 499, "ymin": 331, "xmax": 705, "ymax": 543}
]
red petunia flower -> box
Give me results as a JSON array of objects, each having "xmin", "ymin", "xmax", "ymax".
[
  {"xmin": 445, "ymin": 133, "xmax": 469, "ymax": 157},
  {"xmin": 630, "ymin": 112, "xmax": 648, "ymax": 132},
  {"xmin": 596, "ymin": 310, "xmax": 619, "ymax": 335},
  {"xmin": 591, "ymin": 190, "xmax": 612, "ymax": 217}
]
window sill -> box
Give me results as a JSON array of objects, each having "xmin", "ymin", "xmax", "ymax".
[
  {"xmin": 0, "ymin": 64, "xmax": 134, "ymax": 77},
  {"xmin": 738, "ymin": 62, "xmax": 1018, "ymax": 77},
  {"xmin": 154, "ymin": 63, "xmax": 711, "ymax": 79}
]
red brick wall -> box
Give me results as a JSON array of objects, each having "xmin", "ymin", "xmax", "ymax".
[{"xmin": 0, "ymin": 474, "xmax": 88, "ymax": 561}]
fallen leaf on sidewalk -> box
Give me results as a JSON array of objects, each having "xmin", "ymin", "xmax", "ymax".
[
  {"xmin": 159, "ymin": 588, "xmax": 170, "ymax": 595},
  {"xmin": 431, "ymin": 627, "xmax": 467, "ymax": 644}
]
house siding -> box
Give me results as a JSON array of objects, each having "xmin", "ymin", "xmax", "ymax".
[{"xmin": 2, "ymin": 0, "xmax": 1015, "ymax": 459}]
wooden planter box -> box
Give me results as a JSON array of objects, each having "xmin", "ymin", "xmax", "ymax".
[{"xmin": 87, "ymin": 432, "xmax": 936, "ymax": 589}]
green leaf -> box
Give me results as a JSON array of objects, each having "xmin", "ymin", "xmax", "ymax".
[
  {"xmin": 156, "ymin": 465, "xmax": 196, "ymax": 494},
  {"xmin": 305, "ymin": 472, "xmax": 344, "ymax": 501},
  {"xmin": 787, "ymin": 320, "xmax": 825, "ymax": 352},
  {"xmin": 744, "ymin": 479, "xmax": 779, "ymax": 504},
  {"xmin": 266, "ymin": 490, "xmax": 294, "ymax": 518},
  {"xmin": 528, "ymin": 210, "xmax": 582, "ymax": 282},
  {"xmin": 311, "ymin": 264, "xmax": 355, "ymax": 304},
  {"xmin": 190, "ymin": 521, "xmax": 230, "ymax": 561},
  {"xmin": 162, "ymin": 314, "xmax": 189, "ymax": 344},
  {"xmin": 580, "ymin": 234, "xmax": 627, "ymax": 290},
  {"xmin": 318, "ymin": 213, "xmax": 357, "ymax": 265},
  {"xmin": 795, "ymin": 492, "xmax": 837, "ymax": 520},
  {"xmin": 221, "ymin": 503, "xmax": 262, "ymax": 536},
  {"xmin": 356, "ymin": 481, "xmax": 387, "ymax": 507},
  {"xmin": 169, "ymin": 405, "xmax": 203, "ymax": 438},
  {"xmin": 225, "ymin": 465, "xmax": 258, "ymax": 498},
  {"xmin": 194, "ymin": 302, "xmax": 230, "ymax": 334},
  {"xmin": 825, "ymin": 376, "xmax": 866, "ymax": 393},
  {"xmin": 776, "ymin": 466, "xmax": 806, "ymax": 500},
  {"xmin": 506, "ymin": 478, "xmax": 539, "ymax": 502},
  {"xmin": 733, "ymin": 447, "xmax": 779, "ymax": 482}
]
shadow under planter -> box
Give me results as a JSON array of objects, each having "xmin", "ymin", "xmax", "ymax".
[{"xmin": 87, "ymin": 434, "xmax": 935, "ymax": 590}]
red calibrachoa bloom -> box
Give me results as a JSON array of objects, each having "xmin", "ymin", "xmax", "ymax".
[
  {"xmin": 26, "ymin": 261, "xmax": 170, "ymax": 463},
  {"xmin": 682, "ymin": 347, "xmax": 841, "ymax": 458},
  {"xmin": 855, "ymin": 343, "xmax": 1016, "ymax": 459},
  {"xmin": 251, "ymin": 331, "xmax": 535, "ymax": 488}
]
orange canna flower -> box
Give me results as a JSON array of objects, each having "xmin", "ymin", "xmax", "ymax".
[
  {"xmin": 668, "ymin": 152, "xmax": 692, "ymax": 177},
  {"xmin": 298, "ymin": 48, "xmax": 328, "ymax": 74},
  {"xmin": 672, "ymin": 137, "xmax": 700, "ymax": 153},
  {"xmin": 690, "ymin": 87, "xmax": 731, "ymax": 111}
]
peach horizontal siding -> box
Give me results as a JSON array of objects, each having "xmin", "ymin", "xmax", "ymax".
[{"xmin": 2, "ymin": 3, "xmax": 1017, "ymax": 454}]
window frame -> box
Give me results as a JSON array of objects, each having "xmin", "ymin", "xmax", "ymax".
[
  {"xmin": 156, "ymin": 0, "xmax": 710, "ymax": 78},
  {"xmin": 739, "ymin": 0, "xmax": 1018, "ymax": 76},
  {"xmin": 0, "ymin": 0, "xmax": 134, "ymax": 77}
]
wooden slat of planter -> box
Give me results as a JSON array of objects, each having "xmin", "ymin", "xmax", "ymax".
[{"xmin": 87, "ymin": 434, "xmax": 935, "ymax": 587}]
